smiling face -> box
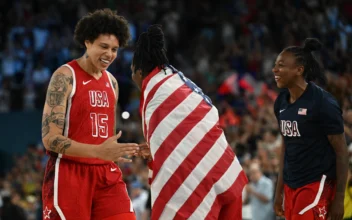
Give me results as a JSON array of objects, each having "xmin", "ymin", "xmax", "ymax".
[
  {"xmin": 85, "ymin": 34, "xmax": 119, "ymax": 71},
  {"xmin": 272, "ymin": 51, "xmax": 304, "ymax": 89}
]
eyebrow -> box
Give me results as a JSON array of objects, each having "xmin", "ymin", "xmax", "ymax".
[{"xmin": 99, "ymin": 43, "xmax": 119, "ymax": 48}]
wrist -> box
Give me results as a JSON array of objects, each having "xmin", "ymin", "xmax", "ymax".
[{"xmin": 91, "ymin": 145, "xmax": 100, "ymax": 159}]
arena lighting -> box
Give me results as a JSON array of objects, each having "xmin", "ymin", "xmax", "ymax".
[{"xmin": 122, "ymin": 111, "xmax": 130, "ymax": 119}]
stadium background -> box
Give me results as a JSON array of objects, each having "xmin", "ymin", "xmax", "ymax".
[{"xmin": 0, "ymin": 0, "xmax": 352, "ymax": 219}]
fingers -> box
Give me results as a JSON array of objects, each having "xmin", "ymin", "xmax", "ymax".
[{"xmin": 117, "ymin": 157, "xmax": 132, "ymax": 163}]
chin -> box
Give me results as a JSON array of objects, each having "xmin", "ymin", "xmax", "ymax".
[{"xmin": 276, "ymin": 82, "xmax": 286, "ymax": 89}]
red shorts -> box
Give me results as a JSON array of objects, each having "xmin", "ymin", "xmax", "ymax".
[
  {"xmin": 284, "ymin": 175, "xmax": 336, "ymax": 220},
  {"xmin": 42, "ymin": 156, "xmax": 135, "ymax": 220}
]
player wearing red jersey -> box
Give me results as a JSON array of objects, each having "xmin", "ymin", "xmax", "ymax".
[{"xmin": 41, "ymin": 9, "xmax": 139, "ymax": 220}]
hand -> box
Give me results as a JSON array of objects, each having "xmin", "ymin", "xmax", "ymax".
[
  {"xmin": 96, "ymin": 131, "xmax": 139, "ymax": 162},
  {"xmin": 246, "ymin": 185, "xmax": 254, "ymax": 194},
  {"xmin": 327, "ymin": 197, "xmax": 344, "ymax": 220},
  {"xmin": 273, "ymin": 194, "xmax": 285, "ymax": 217},
  {"xmin": 135, "ymin": 142, "xmax": 152, "ymax": 161}
]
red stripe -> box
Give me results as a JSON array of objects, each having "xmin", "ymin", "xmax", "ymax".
[
  {"xmin": 204, "ymin": 170, "xmax": 247, "ymax": 220},
  {"xmin": 151, "ymin": 123, "xmax": 221, "ymax": 220},
  {"xmin": 142, "ymin": 74, "xmax": 174, "ymax": 139},
  {"xmin": 173, "ymin": 146, "xmax": 235, "ymax": 220},
  {"xmin": 146, "ymin": 84, "xmax": 193, "ymax": 142}
]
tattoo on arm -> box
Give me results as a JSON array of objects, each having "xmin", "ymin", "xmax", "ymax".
[
  {"xmin": 45, "ymin": 73, "xmax": 73, "ymax": 107},
  {"xmin": 328, "ymin": 134, "xmax": 349, "ymax": 195},
  {"xmin": 48, "ymin": 135, "xmax": 72, "ymax": 154},
  {"xmin": 112, "ymin": 80, "xmax": 117, "ymax": 91},
  {"xmin": 42, "ymin": 105, "xmax": 66, "ymax": 139}
]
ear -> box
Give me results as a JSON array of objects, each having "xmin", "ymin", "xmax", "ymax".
[
  {"xmin": 84, "ymin": 40, "xmax": 92, "ymax": 49},
  {"xmin": 136, "ymin": 69, "xmax": 143, "ymax": 78},
  {"xmin": 297, "ymin": 65, "xmax": 304, "ymax": 76}
]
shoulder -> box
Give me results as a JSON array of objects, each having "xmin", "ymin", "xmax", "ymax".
[
  {"xmin": 48, "ymin": 66, "xmax": 74, "ymax": 87},
  {"xmin": 106, "ymin": 71, "xmax": 119, "ymax": 97},
  {"xmin": 310, "ymin": 82, "xmax": 340, "ymax": 108}
]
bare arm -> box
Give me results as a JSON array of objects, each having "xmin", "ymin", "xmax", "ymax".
[
  {"xmin": 327, "ymin": 133, "xmax": 349, "ymax": 200},
  {"xmin": 42, "ymin": 67, "xmax": 99, "ymax": 157},
  {"xmin": 110, "ymin": 73, "xmax": 119, "ymax": 136},
  {"xmin": 275, "ymin": 138, "xmax": 285, "ymax": 198}
]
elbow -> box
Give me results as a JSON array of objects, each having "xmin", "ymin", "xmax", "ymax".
[
  {"xmin": 42, "ymin": 136, "xmax": 50, "ymax": 150},
  {"xmin": 42, "ymin": 133, "xmax": 55, "ymax": 151}
]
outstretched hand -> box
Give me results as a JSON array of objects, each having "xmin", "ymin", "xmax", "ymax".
[
  {"xmin": 96, "ymin": 131, "xmax": 139, "ymax": 162},
  {"xmin": 135, "ymin": 142, "xmax": 152, "ymax": 161}
]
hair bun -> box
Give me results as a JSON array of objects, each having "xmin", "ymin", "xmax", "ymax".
[
  {"xmin": 147, "ymin": 24, "xmax": 165, "ymax": 50},
  {"xmin": 303, "ymin": 38, "xmax": 322, "ymax": 52}
]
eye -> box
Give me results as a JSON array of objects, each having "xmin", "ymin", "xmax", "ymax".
[
  {"xmin": 112, "ymin": 48, "xmax": 118, "ymax": 53},
  {"xmin": 101, "ymin": 45, "xmax": 108, "ymax": 49}
]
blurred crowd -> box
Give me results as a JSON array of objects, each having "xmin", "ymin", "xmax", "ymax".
[{"xmin": 1, "ymin": 0, "xmax": 352, "ymax": 219}]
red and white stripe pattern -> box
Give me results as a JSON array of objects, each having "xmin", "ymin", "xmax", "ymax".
[{"xmin": 140, "ymin": 66, "xmax": 248, "ymax": 220}]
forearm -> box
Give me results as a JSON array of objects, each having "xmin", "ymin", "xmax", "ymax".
[
  {"xmin": 43, "ymin": 134, "xmax": 98, "ymax": 158},
  {"xmin": 335, "ymin": 152, "xmax": 349, "ymax": 199},
  {"xmin": 275, "ymin": 144, "xmax": 285, "ymax": 196}
]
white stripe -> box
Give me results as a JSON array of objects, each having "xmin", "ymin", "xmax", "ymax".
[
  {"xmin": 299, "ymin": 175, "xmax": 327, "ymax": 215},
  {"xmin": 158, "ymin": 131, "xmax": 228, "ymax": 220},
  {"xmin": 189, "ymin": 157, "xmax": 242, "ymax": 220},
  {"xmin": 54, "ymin": 157, "xmax": 66, "ymax": 220},
  {"xmin": 105, "ymin": 70, "xmax": 116, "ymax": 99},
  {"xmin": 148, "ymin": 169, "xmax": 153, "ymax": 179},
  {"xmin": 148, "ymin": 91, "xmax": 202, "ymax": 157},
  {"xmin": 151, "ymin": 106, "xmax": 218, "ymax": 207},
  {"xmin": 142, "ymin": 68, "xmax": 174, "ymax": 137},
  {"xmin": 144, "ymin": 74, "xmax": 185, "ymax": 143},
  {"xmin": 61, "ymin": 64, "xmax": 76, "ymax": 159}
]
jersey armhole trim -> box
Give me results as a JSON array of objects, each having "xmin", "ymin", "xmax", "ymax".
[
  {"xmin": 61, "ymin": 64, "xmax": 76, "ymax": 158},
  {"xmin": 106, "ymin": 70, "xmax": 117, "ymax": 99}
]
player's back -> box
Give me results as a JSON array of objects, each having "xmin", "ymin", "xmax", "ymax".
[
  {"xmin": 58, "ymin": 60, "xmax": 116, "ymax": 164},
  {"xmin": 274, "ymin": 82, "xmax": 343, "ymax": 188},
  {"xmin": 141, "ymin": 65, "xmax": 247, "ymax": 219}
]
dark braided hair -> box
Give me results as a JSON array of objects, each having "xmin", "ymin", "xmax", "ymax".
[
  {"xmin": 284, "ymin": 38, "xmax": 327, "ymax": 85},
  {"xmin": 133, "ymin": 24, "xmax": 169, "ymax": 77}
]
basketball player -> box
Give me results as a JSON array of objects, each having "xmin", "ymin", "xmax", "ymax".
[
  {"xmin": 41, "ymin": 9, "xmax": 139, "ymax": 220},
  {"xmin": 272, "ymin": 38, "xmax": 349, "ymax": 220},
  {"xmin": 131, "ymin": 25, "xmax": 247, "ymax": 220}
]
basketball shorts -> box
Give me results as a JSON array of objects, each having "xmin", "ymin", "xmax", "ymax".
[
  {"xmin": 42, "ymin": 156, "xmax": 135, "ymax": 220},
  {"xmin": 284, "ymin": 175, "xmax": 336, "ymax": 220}
]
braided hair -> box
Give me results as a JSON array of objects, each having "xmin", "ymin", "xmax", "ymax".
[
  {"xmin": 133, "ymin": 24, "xmax": 169, "ymax": 77},
  {"xmin": 284, "ymin": 38, "xmax": 327, "ymax": 85}
]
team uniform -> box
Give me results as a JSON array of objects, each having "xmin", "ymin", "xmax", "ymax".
[
  {"xmin": 274, "ymin": 82, "xmax": 344, "ymax": 220},
  {"xmin": 140, "ymin": 65, "xmax": 248, "ymax": 220},
  {"xmin": 42, "ymin": 60, "xmax": 134, "ymax": 220}
]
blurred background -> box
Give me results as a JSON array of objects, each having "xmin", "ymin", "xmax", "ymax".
[{"xmin": 0, "ymin": 0, "xmax": 352, "ymax": 219}]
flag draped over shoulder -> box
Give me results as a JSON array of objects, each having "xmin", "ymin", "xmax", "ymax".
[{"xmin": 140, "ymin": 66, "xmax": 248, "ymax": 220}]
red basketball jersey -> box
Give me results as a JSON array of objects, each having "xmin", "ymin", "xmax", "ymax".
[{"xmin": 60, "ymin": 60, "xmax": 116, "ymax": 164}]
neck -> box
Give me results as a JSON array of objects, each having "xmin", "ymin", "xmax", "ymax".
[
  {"xmin": 77, "ymin": 55, "xmax": 101, "ymax": 76},
  {"xmin": 288, "ymin": 79, "xmax": 308, "ymax": 103}
]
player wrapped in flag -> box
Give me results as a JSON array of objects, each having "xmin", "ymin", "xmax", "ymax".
[{"xmin": 139, "ymin": 64, "xmax": 248, "ymax": 220}]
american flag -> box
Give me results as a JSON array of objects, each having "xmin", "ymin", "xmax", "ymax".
[
  {"xmin": 298, "ymin": 108, "xmax": 307, "ymax": 115},
  {"xmin": 140, "ymin": 66, "xmax": 248, "ymax": 220}
]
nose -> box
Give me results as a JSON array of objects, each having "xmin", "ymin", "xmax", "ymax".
[{"xmin": 272, "ymin": 66, "xmax": 278, "ymax": 74}]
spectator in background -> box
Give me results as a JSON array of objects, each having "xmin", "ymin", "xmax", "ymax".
[
  {"xmin": 244, "ymin": 163, "xmax": 274, "ymax": 220},
  {"xmin": 0, "ymin": 195, "xmax": 27, "ymax": 220},
  {"xmin": 130, "ymin": 181, "xmax": 149, "ymax": 220},
  {"xmin": 344, "ymin": 163, "xmax": 352, "ymax": 220}
]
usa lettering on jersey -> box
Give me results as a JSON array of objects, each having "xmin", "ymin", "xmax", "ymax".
[
  {"xmin": 281, "ymin": 120, "xmax": 301, "ymax": 137},
  {"xmin": 89, "ymin": 90, "xmax": 109, "ymax": 107}
]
